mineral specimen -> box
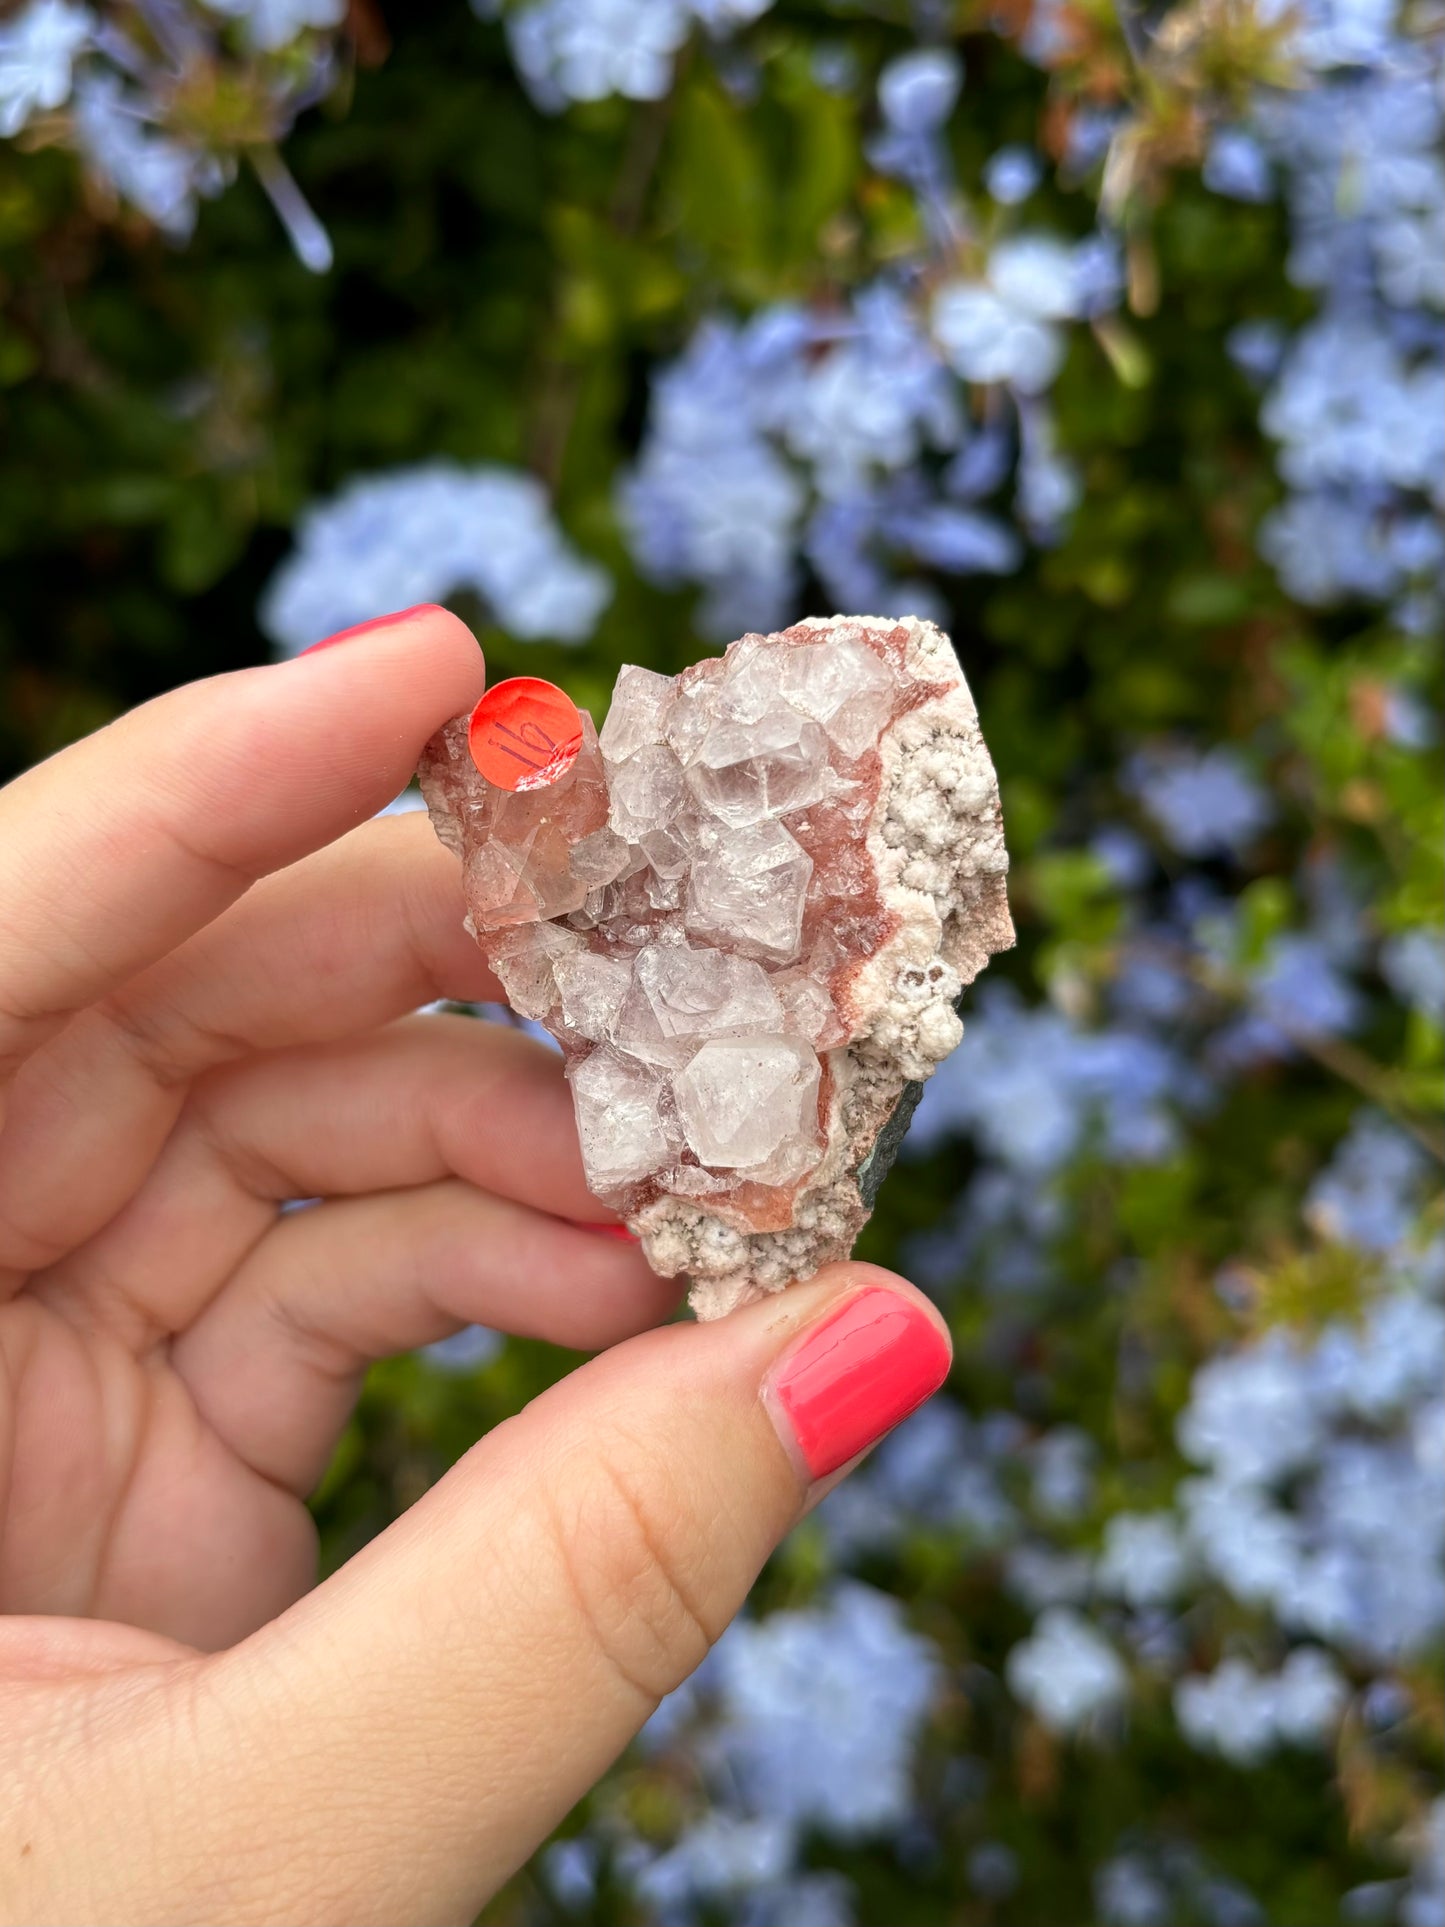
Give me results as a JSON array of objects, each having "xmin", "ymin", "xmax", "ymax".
[{"xmin": 418, "ymin": 616, "xmax": 1014, "ymax": 1318}]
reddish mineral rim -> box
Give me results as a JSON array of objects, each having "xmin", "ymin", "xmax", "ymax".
[{"xmin": 419, "ymin": 614, "xmax": 1014, "ymax": 1318}]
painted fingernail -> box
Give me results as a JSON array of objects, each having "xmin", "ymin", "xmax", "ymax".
[
  {"xmin": 301, "ymin": 604, "xmax": 443, "ymax": 654},
  {"xmin": 581, "ymin": 1222, "xmax": 639, "ymax": 1242},
  {"xmin": 764, "ymin": 1287, "xmax": 951, "ymax": 1482}
]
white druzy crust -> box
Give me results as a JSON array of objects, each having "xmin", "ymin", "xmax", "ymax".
[{"xmin": 419, "ymin": 614, "xmax": 1013, "ymax": 1319}]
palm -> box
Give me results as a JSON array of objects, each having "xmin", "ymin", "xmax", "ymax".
[
  {"xmin": 0, "ymin": 732, "xmax": 663, "ymax": 1652},
  {"xmin": 0, "ymin": 1290, "xmax": 316, "ymax": 1649}
]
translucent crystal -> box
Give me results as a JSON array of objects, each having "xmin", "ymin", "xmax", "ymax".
[
  {"xmin": 779, "ymin": 635, "xmax": 897, "ymax": 759},
  {"xmin": 608, "ymin": 742, "xmax": 687, "ymax": 844},
  {"xmin": 487, "ymin": 922, "xmax": 587, "ymax": 1019},
  {"xmin": 419, "ymin": 614, "xmax": 1014, "ymax": 1313},
  {"xmin": 712, "ymin": 637, "xmax": 791, "ymax": 724},
  {"xmin": 598, "ymin": 664, "xmax": 672, "ymax": 764},
  {"xmin": 639, "ymin": 818, "xmax": 694, "ymax": 881},
  {"xmin": 685, "ymin": 818, "xmax": 812, "ymax": 964},
  {"xmin": 685, "ymin": 707, "xmax": 830, "ymax": 827},
  {"xmin": 568, "ymin": 1048, "xmax": 674, "ymax": 1190},
  {"xmin": 421, "ymin": 709, "xmax": 619, "ymax": 928},
  {"xmin": 672, "ymin": 1036, "xmax": 822, "ymax": 1179},
  {"xmin": 636, "ymin": 941, "xmax": 784, "ymax": 1040},
  {"xmin": 571, "ymin": 825, "xmax": 631, "ymax": 886},
  {"xmin": 553, "ymin": 951, "xmax": 633, "ymax": 1041},
  {"xmin": 774, "ymin": 971, "xmax": 842, "ymax": 1047}
]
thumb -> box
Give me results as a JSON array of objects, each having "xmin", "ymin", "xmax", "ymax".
[{"xmin": 196, "ymin": 1264, "xmax": 950, "ymax": 1925}]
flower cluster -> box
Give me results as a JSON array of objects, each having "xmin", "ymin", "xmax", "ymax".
[
  {"xmin": 0, "ymin": 0, "xmax": 343, "ymax": 263},
  {"xmin": 1223, "ymin": 34, "xmax": 1444, "ymax": 623},
  {"xmin": 618, "ymin": 46, "xmax": 1121, "ymax": 639},
  {"xmin": 260, "ymin": 462, "xmax": 612, "ymax": 651},
  {"xmin": 486, "ymin": 0, "xmax": 777, "ymax": 110}
]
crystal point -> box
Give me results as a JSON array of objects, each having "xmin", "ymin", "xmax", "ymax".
[{"xmin": 674, "ymin": 1036, "xmax": 822, "ymax": 1178}]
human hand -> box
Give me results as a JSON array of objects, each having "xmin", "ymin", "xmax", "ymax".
[{"xmin": 0, "ymin": 606, "xmax": 952, "ymax": 1925}]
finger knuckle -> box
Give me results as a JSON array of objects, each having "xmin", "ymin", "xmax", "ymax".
[{"xmin": 547, "ymin": 1437, "xmax": 716, "ymax": 1707}]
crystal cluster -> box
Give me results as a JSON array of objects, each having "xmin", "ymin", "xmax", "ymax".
[{"xmin": 418, "ymin": 615, "xmax": 1013, "ymax": 1318}]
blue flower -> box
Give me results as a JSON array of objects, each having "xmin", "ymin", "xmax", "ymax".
[
  {"xmin": 704, "ymin": 1583, "xmax": 942, "ymax": 1839},
  {"xmin": 620, "ymin": 317, "xmax": 806, "ymax": 636},
  {"xmin": 985, "ymin": 144, "xmax": 1043, "ymax": 204},
  {"xmin": 1127, "ymin": 745, "xmax": 1273, "ymax": 859},
  {"xmin": 1204, "ymin": 128, "xmax": 1275, "ymax": 203},
  {"xmin": 632, "ymin": 1813, "xmax": 794, "ymax": 1920},
  {"xmin": 1262, "ymin": 315, "xmax": 1444, "ymax": 501},
  {"xmin": 933, "ymin": 233, "xmax": 1119, "ymax": 394},
  {"xmin": 420, "ymin": 1326, "xmax": 503, "ymax": 1372},
  {"xmin": 542, "ymin": 1837, "xmax": 598, "ymax": 1914},
  {"xmin": 881, "ymin": 498, "xmax": 1021, "ymax": 573},
  {"xmin": 1305, "ymin": 1112, "xmax": 1428, "ymax": 1252},
  {"xmin": 0, "ymin": 0, "xmax": 90, "ymax": 138},
  {"xmin": 502, "ymin": 0, "xmax": 776, "ymax": 109},
  {"xmin": 200, "ymin": 0, "xmax": 345, "ymax": 53},
  {"xmin": 71, "ymin": 72, "xmax": 220, "ymax": 239},
  {"xmin": 262, "ymin": 460, "xmax": 612, "ymax": 652},
  {"xmin": 877, "ymin": 46, "xmax": 962, "ymax": 131},
  {"xmin": 1097, "ymin": 1513, "xmax": 1192, "ymax": 1607},
  {"xmin": 1227, "ymin": 320, "xmax": 1287, "ymax": 384},
  {"xmin": 1178, "ymin": 1330, "xmax": 1328, "ymax": 1487},
  {"xmin": 1095, "ymin": 1853, "xmax": 1173, "ymax": 1927},
  {"xmin": 1174, "ymin": 1649, "xmax": 1348, "ymax": 1766},
  {"xmin": 1216, "ymin": 932, "xmax": 1362, "ymax": 1064},
  {"xmin": 777, "ymin": 285, "xmax": 960, "ymax": 494},
  {"xmin": 1006, "ymin": 1607, "xmax": 1128, "ymax": 1733},
  {"xmin": 1382, "ymin": 928, "xmax": 1445, "ymax": 1022},
  {"xmin": 1259, "ymin": 491, "xmax": 1404, "ymax": 607},
  {"xmin": 911, "ymin": 985, "xmax": 1187, "ymax": 1172},
  {"xmin": 505, "ymin": 0, "xmax": 694, "ymax": 109}
]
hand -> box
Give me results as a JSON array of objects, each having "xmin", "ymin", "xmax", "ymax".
[{"xmin": 0, "ymin": 607, "xmax": 951, "ymax": 1926}]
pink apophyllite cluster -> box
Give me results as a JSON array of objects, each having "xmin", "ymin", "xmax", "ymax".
[{"xmin": 418, "ymin": 615, "xmax": 1013, "ymax": 1319}]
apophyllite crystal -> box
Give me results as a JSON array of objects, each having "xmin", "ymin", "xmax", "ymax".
[{"xmin": 419, "ymin": 616, "xmax": 1014, "ymax": 1318}]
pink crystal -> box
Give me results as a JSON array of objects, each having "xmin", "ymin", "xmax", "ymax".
[{"xmin": 418, "ymin": 615, "xmax": 1014, "ymax": 1318}]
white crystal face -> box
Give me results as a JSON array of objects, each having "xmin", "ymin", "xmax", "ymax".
[
  {"xmin": 608, "ymin": 742, "xmax": 688, "ymax": 844},
  {"xmin": 639, "ymin": 819, "xmax": 693, "ymax": 881},
  {"xmin": 464, "ymin": 837, "xmax": 541, "ymax": 925},
  {"xmin": 773, "ymin": 971, "xmax": 840, "ymax": 1046},
  {"xmin": 568, "ymin": 1047, "xmax": 674, "ymax": 1190},
  {"xmin": 711, "ymin": 637, "xmax": 789, "ymax": 725},
  {"xmin": 685, "ymin": 818, "xmax": 812, "ymax": 963},
  {"xmin": 685, "ymin": 707, "xmax": 830, "ymax": 827},
  {"xmin": 635, "ymin": 941, "xmax": 783, "ymax": 1040},
  {"xmin": 487, "ymin": 921, "xmax": 587, "ymax": 1019},
  {"xmin": 672, "ymin": 1035, "xmax": 822, "ymax": 1179},
  {"xmin": 553, "ymin": 951, "xmax": 633, "ymax": 1041},
  {"xmin": 661, "ymin": 679, "xmax": 714, "ymax": 764},
  {"xmin": 571, "ymin": 825, "xmax": 631, "ymax": 887},
  {"xmin": 779, "ymin": 635, "xmax": 897, "ymax": 759},
  {"xmin": 598, "ymin": 663, "xmax": 672, "ymax": 764}
]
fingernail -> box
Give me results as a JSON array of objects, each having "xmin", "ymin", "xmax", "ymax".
[
  {"xmin": 301, "ymin": 604, "xmax": 443, "ymax": 654},
  {"xmin": 763, "ymin": 1287, "xmax": 951, "ymax": 1482},
  {"xmin": 581, "ymin": 1222, "xmax": 638, "ymax": 1242}
]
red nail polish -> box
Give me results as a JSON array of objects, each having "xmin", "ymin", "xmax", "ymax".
[
  {"xmin": 765, "ymin": 1288, "xmax": 951, "ymax": 1481},
  {"xmin": 301, "ymin": 604, "xmax": 443, "ymax": 654},
  {"xmin": 581, "ymin": 1222, "xmax": 638, "ymax": 1242}
]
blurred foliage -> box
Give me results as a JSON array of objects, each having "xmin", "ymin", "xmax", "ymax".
[{"xmin": 2, "ymin": 4, "xmax": 1441, "ymax": 1925}]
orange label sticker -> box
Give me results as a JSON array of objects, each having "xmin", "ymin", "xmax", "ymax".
[{"xmin": 468, "ymin": 678, "xmax": 584, "ymax": 792}]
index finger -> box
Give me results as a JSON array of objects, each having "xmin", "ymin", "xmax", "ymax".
[{"xmin": 0, "ymin": 605, "xmax": 483, "ymax": 1082}]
